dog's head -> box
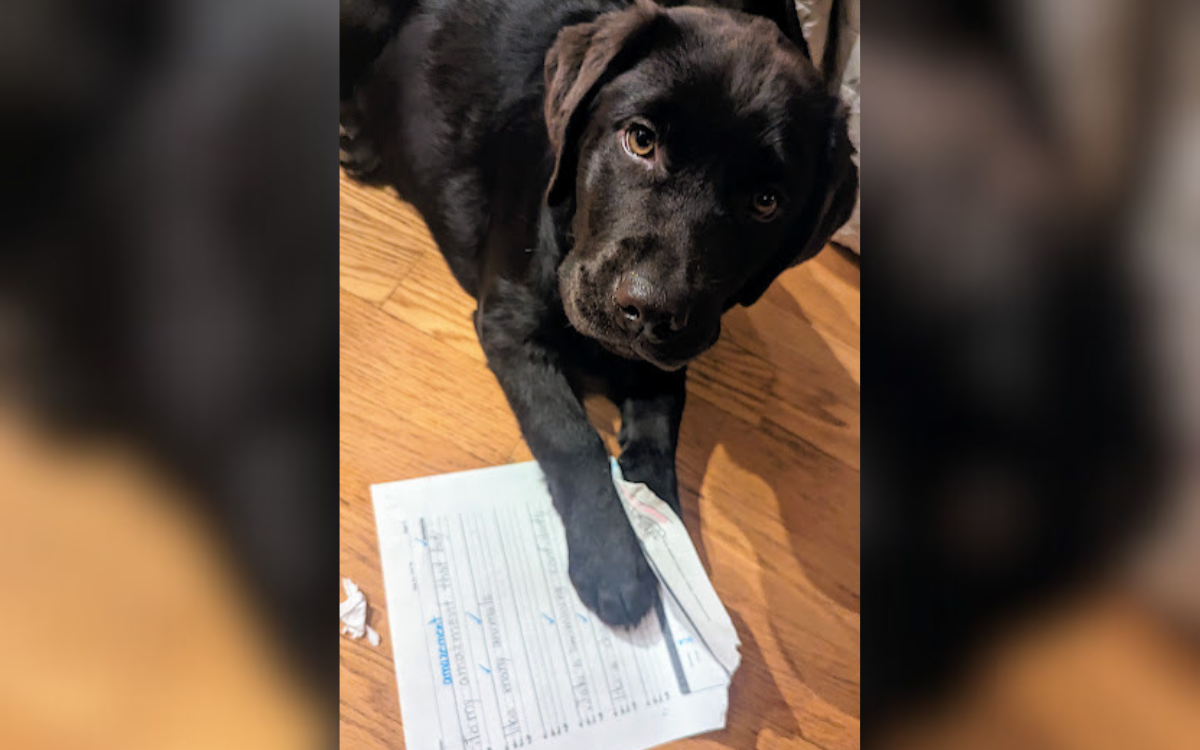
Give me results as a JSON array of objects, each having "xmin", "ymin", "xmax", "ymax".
[{"xmin": 544, "ymin": 0, "xmax": 857, "ymax": 370}]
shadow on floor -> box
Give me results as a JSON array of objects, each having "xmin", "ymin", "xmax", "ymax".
[{"xmin": 677, "ymin": 274, "xmax": 861, "ymax": 725}]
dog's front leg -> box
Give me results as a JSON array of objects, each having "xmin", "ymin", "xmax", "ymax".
[
  {"xmin": 478, "ymin": 302, "xmax": 658, "ymax": 626},
  {"xmin": 611, "ymin": 362, "xmax": 687, "ymax": 516}
]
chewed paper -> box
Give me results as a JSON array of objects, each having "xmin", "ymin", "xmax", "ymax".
[{"xmin": 340, "ymin": 577, "xmax": 381, "ymax": 647}]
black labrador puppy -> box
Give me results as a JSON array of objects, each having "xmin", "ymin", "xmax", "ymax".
[{"xmin": 341, "ymin": 0, "xmax": 857, "ymax": 626}]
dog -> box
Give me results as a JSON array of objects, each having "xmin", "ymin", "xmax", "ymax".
[{"xmin": 341, "ymin": 0, "xmax": 857, "ymax": 626}]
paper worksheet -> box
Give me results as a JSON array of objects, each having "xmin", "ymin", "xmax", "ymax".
[{"xmin": 372, "ymin": 461, "xmax": 740, "ymax": 750}]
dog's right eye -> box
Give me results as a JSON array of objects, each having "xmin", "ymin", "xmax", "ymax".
[
  {"xmin": 624, "ymin": 124, "xmax": 657, "ymax": 159},
  {"xmin": 751, "ymin": 189, "xmax": 781, "ymax": 222}
]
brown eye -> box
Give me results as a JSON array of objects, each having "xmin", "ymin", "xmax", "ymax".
[
  {"xmin": 752, "ymin": 190, "xmax": 779, "ymax": 221},
  {"xmin": 625, "ymin": 124, "xmax": 657, "ymax": 158}
]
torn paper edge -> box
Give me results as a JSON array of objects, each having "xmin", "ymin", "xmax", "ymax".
[{"xmin": 610, "ymin": 458, "xmax": 742, "ymax": 676}]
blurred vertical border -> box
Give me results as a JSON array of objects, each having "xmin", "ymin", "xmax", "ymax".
[
  {"xmin": 1, "ymin": 1, "xmax": 338, "ymax": 748},
  {"xmin": 862, "ymin": 1, "xmax": 1200, "ymax": 748}
]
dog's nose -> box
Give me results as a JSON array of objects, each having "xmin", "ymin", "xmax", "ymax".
[{"xmin": 614, "ymin": 273, "xmax": 690, "ymax": 339}]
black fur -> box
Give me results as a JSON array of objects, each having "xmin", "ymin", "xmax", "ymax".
[{"xmin": 342, "ymin": 0, "xmax": 856, "ymax": 625}]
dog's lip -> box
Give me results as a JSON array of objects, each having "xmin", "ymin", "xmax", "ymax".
[
  {"xmin": 632, "ymin": 341, "xmax": 693, "ymax": 371},
  {"xmin": 584, "ymin": 328, "xmax": 696, "ymax": 370},
  {"xmin": 589, "ymin": 315, "xmax": 717, "ymax": 369}
]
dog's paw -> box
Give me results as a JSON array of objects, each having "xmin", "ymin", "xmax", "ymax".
[
  {"xmin": 339, "ymin": 105, "xmax": 381, "ymax": 179},
  {"xmin": 566, "ymin": 505, "xmax": 658, "ymax": 627},
  {"xmin": 618, "ymin": 446, "xmax": 681, "ymax": 514}
]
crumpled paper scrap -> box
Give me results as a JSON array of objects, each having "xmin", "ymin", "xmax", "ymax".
[{"xmin": 339, "ymin": 577, "xmax": 381, "ymax": 647}]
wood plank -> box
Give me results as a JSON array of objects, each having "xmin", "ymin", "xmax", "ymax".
[{"xmin": 339, "ymin": 172, "xmax": 431, "ymax": 304}]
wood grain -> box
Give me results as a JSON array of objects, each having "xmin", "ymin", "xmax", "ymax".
[{"xmin": 339, "ymin": 169, "xmax": 861, "ymax": 749}]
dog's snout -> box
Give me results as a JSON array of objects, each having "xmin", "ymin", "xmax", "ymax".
[{"xmin": 614, "ymin": 272, "xmax": 690, "ymax": 340}]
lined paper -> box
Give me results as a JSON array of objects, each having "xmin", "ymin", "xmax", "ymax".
[{"xmin": 373, "ymin": 461, "xmax": 737, "ymax": 750}]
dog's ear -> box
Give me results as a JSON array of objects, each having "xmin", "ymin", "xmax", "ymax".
[
  {"xmin": 544, "ymin": 0, "xmax": 665, "ymax": 206},
  {"xmin": 735, "ymin": 102, "xmax": 858, "ymax": 307},
  {"xmin": 741, "ymin": 0, "xmax": 813, "ymax": 62}
]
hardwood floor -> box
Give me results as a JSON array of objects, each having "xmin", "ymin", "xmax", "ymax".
[{"xmin": 339, "ymin": 170, "xmax": 862, "ymax": 750}]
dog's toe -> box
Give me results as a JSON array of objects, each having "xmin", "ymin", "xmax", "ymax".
[
  {"xmin": 569, "ymin": 529, "xmax": 658, "ymax": 627},
  {"xmin": 339, "ymin": 105, "xmax": 381, "ymax": 179},
  {"xmin": 597, "ymin": 564, "xmax": 657, "ymax": 627}
]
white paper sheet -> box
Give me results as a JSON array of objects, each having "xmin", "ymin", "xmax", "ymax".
[{"xmin": 372, "ymin": 461, "xmax": 739, "ymax": 750}]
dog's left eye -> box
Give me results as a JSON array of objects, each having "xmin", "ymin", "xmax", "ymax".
[
  {"xmin": 751, "ymin": 190, "xmax": 780, "ymax": 221},
  {"xmin": 624, "ymin": 124, "xmax": 657, "ymax": 159}
]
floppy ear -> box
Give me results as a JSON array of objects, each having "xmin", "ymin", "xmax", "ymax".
[
  {"xmin": 741, "ymin": 0, "xmax": 813, "ymax": 62},
  {"xmin": 735, "ymin": 102, "xmax": 858, "ymax": 308},
  {"xmin": 544, "ymin": 0, "xmax": 665, "ymax": 206}
]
